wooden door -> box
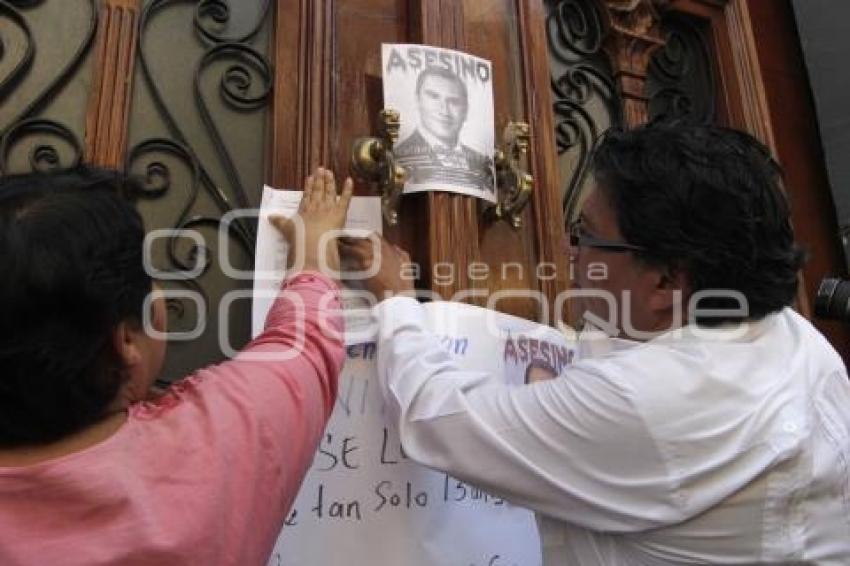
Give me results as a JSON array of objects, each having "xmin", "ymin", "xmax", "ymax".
[{"xmin": 268, "ymin": 0, "xmax": 568, "ymax": 325}]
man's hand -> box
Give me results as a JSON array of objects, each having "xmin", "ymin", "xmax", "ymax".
[
  {"xmin": 339, "ymin": 235, "xmax": 415, "ymax": 300},
  {"xmin": 271, "ymin": 167, "xmax": 353, "ymax": 276}
]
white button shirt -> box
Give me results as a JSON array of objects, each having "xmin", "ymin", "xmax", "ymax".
[{"xmin": 374, "ymin": 298, "xmax": 850, "ymax": 565}]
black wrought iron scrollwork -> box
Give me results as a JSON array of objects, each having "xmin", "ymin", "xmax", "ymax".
[
  {"xmin": 545, "ymin": 0, "xmax": 621, "ymax": 223},
  {"xmin": 138, "ymin": 0, "xmax": 273, "ymax": 256},
  {"xmin": 195, "ymin": 0, "xmax": 230, "ymax": 41},
  {"xmin": 132, "ymin": 1, "xmax": 273, "ymax": 369},
  {"xmin": 548, "ymin": 0, "xmax": 605, "ymax": 58},
  {"xmin": 647, "ymin": 13, "xmax": 715, "ymax": 124},
  {"xmin": 126, "ymin": 137, "xmax": 216, "ymax": 328},
  {"xmin": 0, "ymin": 0, "xmax": 97, "ymax": 138},
  {"xmin": 194, "ymin": 0, "xmax": 270, "ymax": 45},
  {"xmin": 0, "ymin": 3, "xmax": 35, "ymax": 102},
  {"xmin": 195, "ymin": 42, "xmax": 272, "ymax": 211},
  {"xmin": 0, "ymin": 118, "xmax": 82, "ymax": 174}
]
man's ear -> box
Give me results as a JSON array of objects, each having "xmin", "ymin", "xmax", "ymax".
[
  {"xmin": 647, "ymin": 267, "xmax": 689, "ymax": 313},
  {"xmin": 112, "ymin": 321, "xmax": 143, "ymax": 369}
]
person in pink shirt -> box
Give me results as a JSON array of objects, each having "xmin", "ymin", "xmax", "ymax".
[{"xmin": 0, "ymin": 166, "xmax": 352, "ymax": 565}]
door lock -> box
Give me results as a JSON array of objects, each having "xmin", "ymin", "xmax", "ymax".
[
  {"xmin": 486, "ymin": 121, "xmax": 534, "ymax": 229},
  {"xmin": 350, "ymin": 109, "xmax": 408, "ymax": 226}
]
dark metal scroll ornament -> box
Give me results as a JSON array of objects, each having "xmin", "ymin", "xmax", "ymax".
[
  {"xmin": 0, "ymin": 118, "xmax": 82, "ymax": 174},
  {"xmin": 127, "ymin": 138, "xmax": 210, "ymax": 275},
  {"xmin": 195, "ymin": 42, "xmax": 273, "ymax": 211},
  {"xmin": 0, "ymin": 0, "xmax": 97, "ymax": 137},
  {"xmin": 647, "ymin": 14, "xmax": 716, "ymax": 124},
  {"xmin": 0, "ymin": 0, "xmax": 96, "ymax": 176},
  {"xmin": 0, "ymin": 2, "xmax": 35, "ymax": 101},
  {"xmin": 545, "ymin": 0, "xmax": 621, "ymax": 223},
  {"xmin": 194, "ymin": 0, "xmax": 271, "ymax": 44},
  {"xmin": 137, "ymin": 0, "xmax": 273, "ymax": 256},
  {"xmin": 126, "ymin": 138, "xmax": 213, "ymax": 326}
]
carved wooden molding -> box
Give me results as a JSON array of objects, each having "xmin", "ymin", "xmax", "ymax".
[
  {"xmin": 723, "ymin": 0, "xmax": 808, "ymax": 316},
  {"xmin": 600, "ymin": 0, "xmax": 666, "ymax": 127},
  {"xmin": 722, "ymin": 0, "xmax": 777, "ymax": 150},
  {"xmin": 268, "ymin": 0, "xmax": 333, "ymax": 188},
  {"xmin": 517, "ymin": 0, "xmax": 570, "ymax": 321},
  {"xmin": 411, "ymin": 0, "xmax": 483, "ymax": 302},
  {"xmin": 84, "ymin": 0, "xmax": 140, "ymax": 169}
]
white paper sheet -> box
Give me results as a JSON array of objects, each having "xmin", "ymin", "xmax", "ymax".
[
  {"xmin": 252, "ymin": 185, "xmax": 382, "ymax": 341},
  {"xmin": 265, "ymin": 301, "xmax": 577, "ymax": 566}
]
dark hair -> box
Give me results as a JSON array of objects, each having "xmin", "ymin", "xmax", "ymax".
[
  {"xmin": 591, "ymin": 122, "xmax": 806, "ymax": 325},
  {"xmin": 415, "ymin": 66, "xmax": 468, "ymax": 105},
  {"xmin": 0, "ymin": 167, "xmax": 150, "ymax": 447}
]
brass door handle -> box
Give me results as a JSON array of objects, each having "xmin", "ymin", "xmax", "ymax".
[
  {"xmin": 486, "ymin": 121, "xmax": 534, "ymax": 229},
  {"xmin": 350, "ymin": 109, "xmax": 408, "ymax": 226}
]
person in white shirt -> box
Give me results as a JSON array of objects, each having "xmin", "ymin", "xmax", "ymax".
[{"xmin": 340, "ymin": 123, "xmax": 850, "ymax": 564}]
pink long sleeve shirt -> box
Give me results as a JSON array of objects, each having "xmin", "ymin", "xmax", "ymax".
[{"xmin": 0, "ymin": 272, "xmax": 344, "ymax": 566}]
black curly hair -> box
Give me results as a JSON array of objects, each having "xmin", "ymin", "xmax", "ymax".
[
  {"xmin": 591, "ymin": 122, "xmax": 806, "ymax": 325},
  {"xmin": 0, "ymin": 167, "xmax": 151, "ymax": 447}
]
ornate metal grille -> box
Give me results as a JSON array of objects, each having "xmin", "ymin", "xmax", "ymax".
[
  {"xmin": 647, "ymin": 11, "xmax": 716, "ymax": 125},
  {"xmin": 128, "ymin": 0, "xmax": 274, "ymax": 381},
  {"xmin": 0, "ymin": 1, "xmax": 97, "ymax": 174},
  {"xmin": 544, "ymin": 0, "xmax": 621, "ymax": 224}
]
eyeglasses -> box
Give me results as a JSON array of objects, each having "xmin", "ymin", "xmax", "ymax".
[{"xmin": 568, "ymin": 220, "xmax": 646, "ymax": 253}]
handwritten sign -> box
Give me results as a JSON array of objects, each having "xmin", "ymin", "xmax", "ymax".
[{"xmin": 266, "ymin": 302, "xmax": 576, "ymax": 566}]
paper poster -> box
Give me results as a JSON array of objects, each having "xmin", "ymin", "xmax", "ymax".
[
  {"xmin": 265, "ymin": 301, "xmax": 577, "ymax": 566},
  {"xmin": 382, "ymin": 44, "xmax": 497, "ymax": 203},
  {"xmin": 252, "ymin": 186, "xmax": 382, "ymax": 342}
]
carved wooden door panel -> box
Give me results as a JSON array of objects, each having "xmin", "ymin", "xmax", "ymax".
[{"xmin": 269, "ymin": 0, "xmax": 568, "ymax": 326}]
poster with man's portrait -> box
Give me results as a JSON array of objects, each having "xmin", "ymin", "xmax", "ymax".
[{"xmin": 382, "ymin": 44, "xmax": 497, "ymax": 203}]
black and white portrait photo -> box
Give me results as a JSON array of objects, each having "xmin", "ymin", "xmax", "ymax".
[{"xmin": 382, "ymin": 44, "xmax": 496, "ymax": 202}]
